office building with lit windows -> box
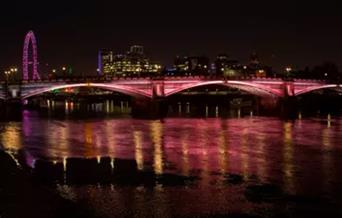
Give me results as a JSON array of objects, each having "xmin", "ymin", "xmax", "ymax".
[
  {"xmin": 174, "ymin": 56, "xmax": 210, "ymax": 75},
  {"xmin": 214, "ymin": 54, "xmax": 242, "ymax": 77},
  {"xmin": 98, "ymin": 50, "xmax": 114, "ymax": 75},
  {"xmin": 98, "ymin": 45, "xmax": 162, "ymax": 77}
]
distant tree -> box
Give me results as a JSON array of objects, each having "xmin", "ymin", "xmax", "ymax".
[{"xmin": 293, "ymin": 66, "xmax": 311, "ymax": 79}]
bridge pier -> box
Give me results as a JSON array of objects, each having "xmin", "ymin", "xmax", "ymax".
[
  {"xmin": 255, "ymin": 96, "xmax": 298, "ymax": 118},
  {"xmin": 279, "ymin": 96, "xmax": 298, "ymax": 119},
  {"xmin": 0, "ymin": 99, "xmax": 23, "ymax": 121},
  {"xmin": 131, "ymin": 97, "xmax": 167, "ymax": 118},
  {"xmin": 255, "ymin": 97, "xmax": 280, "ymax": 116}
]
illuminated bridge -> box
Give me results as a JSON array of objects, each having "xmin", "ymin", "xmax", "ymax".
[
  {"xmin": 0, "ymin": 76, "xmax": 340, "ymax": 101},
  {"xmin": 1, "ymin": 30, "xmax": 340, "ymax": 102}
]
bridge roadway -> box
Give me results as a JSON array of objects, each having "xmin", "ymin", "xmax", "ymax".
[{"xmin": 0, "ymin": 76, "xmax": 340, "ymax": 101}]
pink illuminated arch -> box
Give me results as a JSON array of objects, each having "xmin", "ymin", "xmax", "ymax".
[
  {"xmin": 23, "ymin": 31, "xmax": 40, "ymax": 80},
  {"xmin": 294, "ymin": 84, "xmax": 339, "ymax": 96},
  {"xmin": 164, "ymin": 80, "xmax": 283, "ymax": 98},
  {"xmin": 21, "ymin": 83, "xmax": 151, "ymax": 99}
]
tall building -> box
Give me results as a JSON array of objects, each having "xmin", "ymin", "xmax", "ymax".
[
  {"xmin": 98, "ymin": 50, "xmax": 113, "ymax": 75},
  {"xmin": 98, "ymin": 45, "xmax": 161, "ymax": 77}
]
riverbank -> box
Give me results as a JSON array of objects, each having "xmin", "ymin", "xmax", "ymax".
[{"xmin": 0, "ymin": 149, "xmax": 100, "ymax": 218}]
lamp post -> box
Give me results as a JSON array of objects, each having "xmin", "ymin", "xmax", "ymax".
[
  {"xmin": 285, "ymin": 66, "xmax": 292, "ymax": 79},
  {"xmin": 10, "ymin": 68, "xmax": 17, "ymax": 81},
  {"xmin": 4, "ymin": 70, "xmax": 11, "ymax": 100},
  {"xmin": 4, "ymin": 67, "xmax": 17, "ymax": 100},
  {"xmin": 4, "ymin": 70, "xmax": 10, "ymax": 80},
  {"xmin": 10, "ymin": 68, "xmax": 18, "ymax": 73},
  {"xmin": 62, "ymin": 66, "xmax": 66, "ymax": 79}
]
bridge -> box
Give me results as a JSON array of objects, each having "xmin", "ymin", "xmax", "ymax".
[
  {"xmin": 1, "ymin": 31, "xmax": 341, "ymax": 103},
  {"xmin": 1, "ymin": 76, "xmax": 340, "ymax": 101}
]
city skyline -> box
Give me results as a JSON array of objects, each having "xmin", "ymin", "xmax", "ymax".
[{"xmin": 1, "ymin": 1, "xmax": 342, "ymax": 74}]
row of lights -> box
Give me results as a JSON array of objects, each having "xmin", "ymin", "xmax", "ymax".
[
  {"xmin": 286, "ymin": 66, "xmax": 327, "ymax": 77},
  {"xmin": 4, "ymin": 66, "xmax": 69, "ymax": 76},
  {"xmin": 52, "ymin": 67, "xmax": 67, "ymax": 73},
  {"xmin": 4, "ymin": 67, "xmax": 18, "ymax": 76},
  {"xmin": 3, "ymin": 66, "xmax": 297, "ymax": 77}
]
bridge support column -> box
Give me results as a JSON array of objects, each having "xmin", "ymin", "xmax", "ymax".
[
  {"xmin": 256, "ymin": 96, "xmax": 298, "ymax": 118},
  {"xmin": 130, "ymin": 80, "xmax": 167, "ymax": 118},
  {"xmin": 131, "ymin": 97, "xmax": 167, "ymax": 118},
  {"xmin": 256, "ymin": 97, "xmax": 281, "ymax": 115},
  {"xmin": 280, "ymin": 81, "xmax": 298, "ymax": 118},
  {"xmin": 0, "ymin": 99, "xmax": 23, "ymax": 121},
  {"xmin": 279, "ymin": 96, "xmax": 298, "ymax": 119}
]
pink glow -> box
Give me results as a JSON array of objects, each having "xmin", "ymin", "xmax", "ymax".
[
  {"xmin": 164, "ymin": 80, "xmax": 283, "ymax": 97},
  {"xmin": 21, "ymin": 83, "xmax": 151, "ymax": 99},
  {"xmin": 295, "ymin": 84, "xmax": 338, "ymax": 96},
  {"xmin": 18, "ymin": 79, "xmax": 339, "ymax": 99},
  {"xmin": 286, "ymin": 84, "xmax": 294, "ymax": 96}
]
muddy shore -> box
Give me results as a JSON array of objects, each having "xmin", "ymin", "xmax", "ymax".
[{"xmin": 0, "ymin": 150, "xmax": 100, "ymax": 218}]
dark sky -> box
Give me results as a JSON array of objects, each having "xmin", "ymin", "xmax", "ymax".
[{"xmin": 1, "ymin": 1, "xmax": 342, "ymax": 75}]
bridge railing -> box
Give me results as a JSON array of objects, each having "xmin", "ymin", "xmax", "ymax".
[{"xmin": 1, "ymin": 75, "xmax": 331, "ymax": 84}]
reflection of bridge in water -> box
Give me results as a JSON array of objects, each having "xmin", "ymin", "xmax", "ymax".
[{"xmin": 1, "ymin": 77, "xmax": 341, "ymax": 101}]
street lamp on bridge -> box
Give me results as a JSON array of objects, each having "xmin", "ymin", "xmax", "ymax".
[
  {"xmin": 285, "ymin": 66, "xmax": 292, "ymax": 79},
  {"xmin": 4, "ymin": 70, "xmax": 11, "ymax": 80},
  {"xmin": 10, "ymin": 68, "xmax": 18, "ymax": 73},
  {"xmin": 285, "ymin": 67, "xmax": 292, "ymax": 73},
  {"xmin": 4, "ymin": 70, "xmax": 12, "ymax": 100},
  {"xmin": 3, "ymin": 67, "xmax": 18, "ymax": 99}
]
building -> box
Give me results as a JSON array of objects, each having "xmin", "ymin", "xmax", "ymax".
[
  {"xmin": 174, "ymin": 56, "xmax": 189, "ymax": 74},
  {"xmin": 129, "ymin": 45, "xmax": 144, "ymax": 55},
  {"xmin": 174, "ymin": 56, "xmax": 210, "ymax": 75},
  {"xmin": 214, "ymin": 54, "xmax": 242, "ymax": 77},
  {"xmin": 98, "ymin": 45, "xmax": 162, "ymax": 77},
  {"xmin": 246, "ymin": 52, "xmax": 273, "ymax": 78},
  {"xmin": 98, "ymin": 50, "xmax": 114, "ymax": 75}
]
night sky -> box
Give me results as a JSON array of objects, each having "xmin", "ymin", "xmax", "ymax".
[{"xmin": 1, "ymin": 1, "xmax": 342, "ymax": 75}]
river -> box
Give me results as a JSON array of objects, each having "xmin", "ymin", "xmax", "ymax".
[{"xmin": 1, "ymin": 105, "xmax": 342, "ymax": 217}]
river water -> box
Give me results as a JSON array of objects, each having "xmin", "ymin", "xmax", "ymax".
[{"xmin": 1, "ymin": 106, "xmax": 342, "ymax": 217}]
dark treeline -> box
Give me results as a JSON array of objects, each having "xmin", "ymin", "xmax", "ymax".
[{"xmin": 287, "ymin": 62, "xmax": 341, "ymax": 81}]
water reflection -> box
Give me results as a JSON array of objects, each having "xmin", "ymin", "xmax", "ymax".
[
  {"xmin": 1, "ymin": 111, "xmax": 342, "ymax": 217},
  {"xmin": 84, "ymin": 122, "xmax": 95, "ymax": 157},
  {"xmin": 322, "ymin": 126, "xmax": 333, "ymax": 195},
  {"xmin": 241, "ymin": 127, "xmax": 249, "ymax": 180},
  {"xmin": 283, "ymin": 122, "xmax": 295, "ymax": 194},
  {"xmin": 1, "ymin": 124, "xmax": 22, "ymax": 152},
  {"xmin": 200, "ymin": 122, "xmax": 209, "ymax": 186},
  {"xmin": 256, "ymin": 131, "xmax": 267, "ymax": 183},
  {"xmin": 151, "ymin": 121, "xmax": 163, "ymax": 175},
  {"xmin": 134, "ymin": 131, "xmax": 144, "ymax": 170},
  {"xmin": 218, "ymin": 128, "xmax": 227, "ymax": 175},
  {"xmin": 2, "ymin": 113, "xmax": 341, "ymax": 187},
  {"xmin": 181, "ymin": 131, "xmax": 190, "ymax": 176}
]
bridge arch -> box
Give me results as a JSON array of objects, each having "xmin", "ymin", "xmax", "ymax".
[
  {"xmin": 165, "ymin": 80, "xmax": 283, "ymax": 98},
  {"xmin": 295, "ymin": 84, "xmax": 340, "ymax": 96},
  {"xmin": 21, "ymin": 83, "xmax": 151, "ymax": 99}
]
